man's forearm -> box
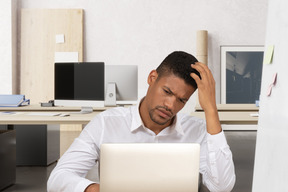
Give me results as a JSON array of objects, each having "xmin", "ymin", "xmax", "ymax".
[{"xmin": 204, "ymin": 108, "xmax": 222, "ymax": 135}]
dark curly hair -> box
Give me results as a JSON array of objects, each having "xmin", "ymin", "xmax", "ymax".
[{"xmin": 156, "ymin": 51, "xmax": 201, "ymax": 89}]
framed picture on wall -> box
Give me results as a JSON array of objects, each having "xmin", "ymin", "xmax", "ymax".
[{"xmin": 221, "ymin": 46, "xmax": 265, "ymax": 104}]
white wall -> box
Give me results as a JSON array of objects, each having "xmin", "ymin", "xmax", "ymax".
[
  {"xmin": 18, "ymin": 0, "xmax": 268, "ymax": 113},
  {"xmin": 0, "ymin": 0, "xmax": 17, "ymax": 94}
]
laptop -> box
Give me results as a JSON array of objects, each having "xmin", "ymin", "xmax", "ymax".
[{"xmin": 100, "ymin": 143, "xmax": 200, "ymax": 192}]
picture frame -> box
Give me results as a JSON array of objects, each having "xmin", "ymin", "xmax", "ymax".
[{"xmin": 221, "ymin": 46, "xmax": 265, "ymax": 104}]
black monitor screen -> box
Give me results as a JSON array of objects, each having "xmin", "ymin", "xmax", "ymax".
[{"xmin": 54, "ymin": 62, "xmax": 104, "ymax": 100}]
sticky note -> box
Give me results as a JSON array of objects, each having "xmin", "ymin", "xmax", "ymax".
[
  {"xmin": 56, "ymin": 34, "xmax": 65, "ymax": 44},
  {"xmin": 263, "ymin": 45, "xmax": 274, "ymax": 64}
]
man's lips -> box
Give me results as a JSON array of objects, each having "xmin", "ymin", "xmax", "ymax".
[{"xmin": 156, "ymin": 108, "xmax": 172, "ymax": 118}]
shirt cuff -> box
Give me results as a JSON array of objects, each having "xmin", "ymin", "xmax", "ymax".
[
  {"xmin": 206, "ymin": 130, "xmax": 228, "ymax": 150},
  {"xmin": 75, "ymin": 179, "xmax": 96, "ymax": 192}
]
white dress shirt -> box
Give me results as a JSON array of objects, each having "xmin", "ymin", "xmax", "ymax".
[{"xmin": 47, "ymin": 105, "xmax": 235, "ymax": 192}]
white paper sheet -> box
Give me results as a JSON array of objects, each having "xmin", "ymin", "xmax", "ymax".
[{"xmin": 55, "ymin": 52, "xmax": 78, "ymax": 63}]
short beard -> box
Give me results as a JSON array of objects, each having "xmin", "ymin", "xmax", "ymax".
[{"xmin": 148, "ymin": 106, "xmax": 173, "ymax": 125}]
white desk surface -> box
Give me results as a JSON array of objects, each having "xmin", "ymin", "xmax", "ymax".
[
  {"xmin": 0, "ymin": 104, "xmax": 112, "ymax": 112},
  {"xmin": 0, "ymin": 111, "xmax": 101, "ymax": 125},
  {"xmin": 191, "ymin": 111, "xmax": 258, "ymax": 125},
  {"xmin": 1, "ymin": 111, "xmax": 258, "ymax": 125},
  {"xmin": 0, "ymin": 105, "xmax": 258, "ymax": 125},
  {"xmin": 0, "ymin": 105, "xmax": 110, "ymax": 125},
  {"xmin": 195, "ymin": 104, "xmax": 259, "ymax": 111}
]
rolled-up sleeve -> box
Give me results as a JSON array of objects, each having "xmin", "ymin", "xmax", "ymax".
[{"xmin": 200, "ymin": 131, "xmax": 236, "ymax": 192}]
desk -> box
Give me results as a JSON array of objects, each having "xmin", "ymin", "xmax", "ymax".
[
  {"xmin": 191, "ymin": 111, "xmax": 258, "ymax": 131},
  {"xmin": 1, "ymin": 105, "xmax": 258, "ymax": 165},
  {"xmin": 0, "ymin": 105, "xmax": 107, "ymax": 166},
  {"xmin": 191, "ymin": 111, "xmax": 258, "ymax": 125},
  {"xmin": 193, "ymin": 104, "xmax": 259, "ymax": 131},
  {"xmin": 195, "ymin": 104, "xmax": 259, "ymax": 112},
  {"xmin": 0, "ymin": 111, "xmax": 100, "ymax": 125}
]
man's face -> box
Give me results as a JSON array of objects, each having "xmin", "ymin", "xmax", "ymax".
[{"xmin": 145, "ymin": 71, "xmax": 196, "ymax": 126}]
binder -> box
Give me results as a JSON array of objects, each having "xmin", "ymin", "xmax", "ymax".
[{"xmin": 0, "ymin": 95, "xmax": 30, "ymax": 107}]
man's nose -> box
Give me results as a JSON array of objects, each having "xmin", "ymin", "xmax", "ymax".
[{"xmin": 164, "ymin": 96, "xmax": 176, "ymax": 110}]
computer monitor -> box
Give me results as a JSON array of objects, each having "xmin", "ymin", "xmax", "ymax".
[
  {"xmin": 54, "ymin": 62, "xmax": 105, "ymax": 107},
  {"xmin": 105, "ymin": 65, "xmax": 138, "ymax": 106}
]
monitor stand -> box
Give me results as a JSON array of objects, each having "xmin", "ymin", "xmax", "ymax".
[
  {"xmin": 105, "ymin": 82, "xmax": 117, "ymax": 107},
  {"xmin": 69, "ymin": 106, "xmax": 94, "ymax": 114}
]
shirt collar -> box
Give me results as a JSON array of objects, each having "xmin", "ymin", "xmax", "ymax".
[
  {"xmin": 130, "ymin": 101, "xmax": 144, "ymax": 132},
  {"xmin": 130, "ymin": 99, "xmax": 185, "ymax": 136}
]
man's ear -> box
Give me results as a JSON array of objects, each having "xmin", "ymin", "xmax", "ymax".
[{"xmin": 147, "ymin": 70, "xmax": 158, "ymax": 85}]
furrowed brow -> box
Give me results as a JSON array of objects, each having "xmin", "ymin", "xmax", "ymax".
[{"xmin": 163, "ymin": 86, "xmax": 189, "ymax": 102}]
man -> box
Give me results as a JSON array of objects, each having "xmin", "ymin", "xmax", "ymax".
[{"xmin": 47, "ymin": 51, "xmax": 235, "ymax": 192}]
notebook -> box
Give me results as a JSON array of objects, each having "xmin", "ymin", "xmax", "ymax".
[{"xmin": 100, "ymin": 143, "xmax": 200, "ymax": 192}]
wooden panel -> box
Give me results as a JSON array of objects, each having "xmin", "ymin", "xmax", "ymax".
[
  {"xmin": 20, "ymin": 9, "xmax": 83, "ymax": 104},
  {"xmin": 60, "ymin": 130, "xmax": 81, "ymax": 156},
  {"xmin": 60, "ymin": 124, "xmax": 83, "ymax": 132}
]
